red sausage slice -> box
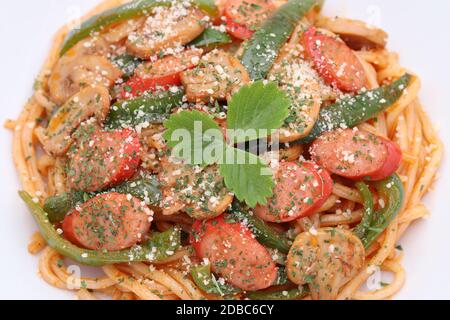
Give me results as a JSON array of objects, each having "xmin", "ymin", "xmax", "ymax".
[
  {"xmin": 368, "ymin": 136, "xmax": 402, "ymax": 181},
  {"xmin": 191, "ymin": 215, "xmax": 278, "ymax": 291},
  {"xmin": 302, "ymin": 27, "xmax": 367, "ymax": 93},
  {"xmin": 254, "ymin": 161, "xmax": 333, "ymax": 223},
  {"xmin": 121, "ymin": 49, "xmax": 202, "ymax": 100},
  {"xmin": 68, "ymin": 126, "xmax": 142, "ymax": 192},
  {"xmin": 224, "ymin": 0, "xmax": 275, "ymax": 40},
  {"xmin": 63, "ymin": 192, "xmax": 152, "ymax": 251},
  {"xmin": 305, "ymin": 162, "xmax": 334, "ymax": 214},
  {"xmin": 310, "ymin": 128, "xmax": 402, "ymax": 181}
]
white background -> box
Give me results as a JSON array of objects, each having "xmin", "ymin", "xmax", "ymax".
[{"xmin": 0, "ymin": 0, "xmax": 449, "ymax": 299}]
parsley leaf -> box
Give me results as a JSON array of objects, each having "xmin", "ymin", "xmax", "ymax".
[
  {"xmin": 163, "ymin": 110, "xmax": 225, "ymax": 166},
  {"xmin": 227, "ymin": 81, "xmax": 291, "ymax": 144},
  {"xmin": 220, "ymin": 147, "xmax": 274, "ymax": 207},
  {"xmin": 162, "ymin": 82, "xmax": 291, "ymax": 207},
  {"xmin": 163, "ymin": 110, "xmax": 274, "ymax": 207}
]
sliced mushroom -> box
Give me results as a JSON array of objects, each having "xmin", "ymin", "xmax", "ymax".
[
  {"xmin": 48, "ymin": 54, "xmax": 122, "ymax": 105},
  {"xmin": 316, "ymin": 16, "xmax": 388, "ymax": 50},
  {"xmin": 181, "ymin": 49, "xmax": 250, "ymax": 103},
  {"xmin": 158, "ymin": 157, "xmax": 233, "ymax": 220},
  {"xmin": 48, "ymin": 37, "xmax": 121, "ymax": 105},
  {"xmin": 269, "ymin": 44, "xmax": 334, "ymax": 143},
  {"xmin": 102, "ymin": 18, "xmax": 146, "ymax": 44},
  {"xmin": 287, "ymin": 228, "xmax": 365, "ymax": 300},
  {"xmin": 64, "ymin": 37, "xmax": 111, "ymax": 58},
  {"xmin": 126, "ymin": 4, "xmax": 206, "ymax": 59},
  {"xmin": 43, "ymin": 86, "xmax": 110, "ymax": 156}
]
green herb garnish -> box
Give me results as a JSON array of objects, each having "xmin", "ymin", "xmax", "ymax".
[
  {"xmin": 227, "ymin": 81, "xmax": 291, "ymax": 144},
  {"xmin": 163, "ymin": 81, "xmax": 291, "ymax": 207}
]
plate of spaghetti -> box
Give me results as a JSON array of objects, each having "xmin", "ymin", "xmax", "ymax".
[{"xmin": 3, "ymin": 0, "xmax": 448, "ymax": 300}]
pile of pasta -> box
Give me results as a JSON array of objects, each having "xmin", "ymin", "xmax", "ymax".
[{"xmin": 6, "ymin": 0, "xmax": 443, "ymax": 300}]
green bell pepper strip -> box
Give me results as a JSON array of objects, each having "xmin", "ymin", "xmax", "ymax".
[
  {"xmin": 190, "ymin": 264, "xmax": 241, "ymax": 296},
  {"xmin": 354, "ymin": 174, "xmax": 404, "ymax": 248},
  {"xmin": 44, "ymin": 191, "xmax": 89, "ymax": 223},
  {"xmin": 246, "ymin": 286, "xmax": 309, "ymax": 300},
  {"xmin": 300, "ymin": 73, "xmax": 412, "ymax": 144},
  {"xmin": 20, "ymin": 191, "xmax": 181, "ymax": 267},
  {"xmin": 44, "ymin": 176, "xmax": 162, "ymax": 223},
  {"xmin": 60, "ymin": 0, "xmax": 218, "ymax": 56},
  {"xmin": 192, "ymin": 0, "xmax": 219, "ymax": 16},
  {"xmin": 353, "ymin": 182, "xmax": 375, "ymax": 241},
  {"xmin": 105, "ymin": 89, "xmax": 184, "ymax": 129},
  {"xmin": 240, "ymin": 0, "xmax": 318, "ymax": 80},
  {"xmin": 227, "ymin": 207, "xmax": 291, "ymax": 254},
  {"xmin": 112, "ymin": 54, "xmax": 143, "ymax": 79},
  {"xmin": 111, "ymin": 175, "xmax": 162, "ymax": 204},
  {"xmin": 268, "ymin": 248, "xmax": 287, "ymax": 266},
  {"xmin": 275, "ymin": 267, "xmax": 289, "ymax": 286},
  {"xmin": 189, "ymin": 28, "xmax": 232, "ymax": 48}
]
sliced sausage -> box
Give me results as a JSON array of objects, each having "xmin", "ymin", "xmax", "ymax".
[
  {"xmin": 63, "ymin": 192, "xmax": 152, "ymax": 251},
  {"xmin": 121, "ymin": 49, "xmax": 202, "ymax": 99},
  {"xmin": 254, "ymin": 161, "xmax": 333, "ymax": 223},
  {"xmin": 302, "ymin": 27, "xmax": 367, "ymax": 93},
  {"xmin": 191, "ymin": 215, "xmax": 278, "ymax": 291},
  {"xmin": 310, "ymin": 128, "xmax": 402, "ymax": 181},
  {"xmin": 368, "ymin": 136, "xmax": 402, "ymax": 181},
  {"xmin": 68, "ymin": 126, "xmax": 142, "ymax": 192}
]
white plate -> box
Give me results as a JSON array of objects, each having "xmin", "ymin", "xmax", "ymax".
[{"xmin": 0, "ymin": 0, "xmax": 449, "ymax": 300}]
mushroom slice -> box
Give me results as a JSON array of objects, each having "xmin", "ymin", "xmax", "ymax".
[
  {"xmin": 64, "ymin": 37, "xmax": 111, "ymax": 58},
  {"xmin": 269, "ymin": 44, "xmax": 334, "ymax": 143},
  {"xmin": 126, "ymin": 4, "xmax": 206, "ymax": 59},
  {"xmin": 158, "ymin": 158, "xmax": 233, "ymax": 220},
  {"xmin": 287, "ymin": 228, "xmax": 365, "ymax": 300},
  {"xmin": 43, "ymin": 86, "xmax": 111, "ymax": 156},
  {"xmin": 102, "ymin": 18, "xmax": 145, "ymax": 44},
  {"xmin": 181, "ymin": 49, "xmax": 250, "ymax": 103},
  {"xmin": 316, "ymin": 16, "xmax": 388, "ymax": 50},
  {"xmin": 48, "ymin": 55, "xmax": 123, "ymax": 105}
]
